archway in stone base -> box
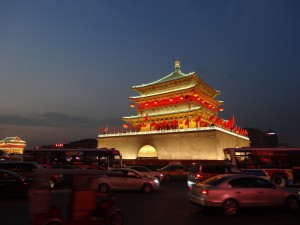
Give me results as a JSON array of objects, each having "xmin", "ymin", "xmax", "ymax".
[{"xmin": 137, "ymin": 145, "xmax": 158, "ymax": 160}]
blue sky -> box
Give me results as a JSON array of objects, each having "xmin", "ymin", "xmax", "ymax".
[{"xmin": 1, "ymin": 0, "xmax": 300, "ymax": 148}]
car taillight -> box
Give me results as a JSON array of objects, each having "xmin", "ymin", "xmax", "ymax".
[
  {"xmin": 196, "ymin": 174, "xmax": 202, "ymax": 178},
  {"xmin": 200, "ymin": 189, "xmax": 208, "ymax": 195}
]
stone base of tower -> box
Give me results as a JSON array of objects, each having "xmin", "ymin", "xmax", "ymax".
[{"xmin": 97, "ymin": 127, "xmax": 250, "ymax": 161}]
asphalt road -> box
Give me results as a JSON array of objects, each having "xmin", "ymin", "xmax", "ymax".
[
  {"xmin": 1, "ymin": 180, "xmax": 300, "ymax": 225},
  {"xmin": 115, "ymin": 181, "xmax": 300, "ymax": 225}
]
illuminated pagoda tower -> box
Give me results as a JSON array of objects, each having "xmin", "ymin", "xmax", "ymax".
[
  {"xmin": 98, "ymin": 61, "xmax": 249, "ymax": 161},
  {"xmin": 0, "ymin": 136, "xmax": 26, "ymax": 154},
  {"xmin": 123, "ymin": 60, "xmax": 224, "ymax": 131}
]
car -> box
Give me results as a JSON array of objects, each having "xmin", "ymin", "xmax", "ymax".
[
  {"xmin": 0, "ymin": 169, "xmax": 33, "ymax": 198},
  {"xmin": 0, "ymin": 161, "xmax": 63, "ymax": 189},
  {"xmin": 125, "ymin": 165, "xmax": 163, "ymax": 181},
  {"xmin": 157, "ymin": 163, "xmax": 189, "ymax": 181},
  {"xmin": 188, "ymin": 174, "xmax": 300, "ymax": 216},
  {"xmin": 89, "ymin": 168, "xmax": 160, "ymax": 193},
  {"xmin": 187, "ymin": 162, "xmax": 237, "ymax": 188},
  {"xmin": 0, "ymin": 161, "xmax": 45, "ymax": 176},
  {"xmin": 50, "ymin": 164, "xmax": 82, "ymax": 169}
]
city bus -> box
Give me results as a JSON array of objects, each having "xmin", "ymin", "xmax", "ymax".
[
  {"xmin": 22, "ymin": 148, "xmax": 122, "ymax": 169},
  {"xmin": 224, "ymin": 147, "xmax": 300, "ymax": 186}
]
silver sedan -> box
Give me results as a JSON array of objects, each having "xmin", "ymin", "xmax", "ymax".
[
  {"xmin": 126, "ymin": 165, "xmax": 163, "ymax": 182},
  {"xmin": 89, "ymin": 168, "xmax": 160, "ymax": 193},
  {"xmin": 188, "ymin": 174, "xmax": 300, "ymax": 216}
]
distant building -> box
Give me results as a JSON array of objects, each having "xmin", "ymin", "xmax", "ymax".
[
  {"xmin": 98, "ymin": 61, "xmax": 249, "ymax": 160},
  {"xmin": 0, "ymin": 136, "xmax": 26, "ymax": 154},
  {"xmin": 36, "ymin": 139, "xmax": 97, "ymax": 149},
  {"xmin": 247, "ymin": 128, "xmax": 279, "ymax": 147}
]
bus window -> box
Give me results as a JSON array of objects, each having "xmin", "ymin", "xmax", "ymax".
[
  {"xmin": 235, "ymin": 151, "xmax": 256, "ymax": 169},
  {"xmin": 22, "ymin": 148, "xmax": 122, "ymax": 169},
  {"xmin": 224, "ymin": 150, "xmax": 231, "ymax": 163},
  {"xmin": 276, "ymin": 155, "xmax": 289, "ymax": 168},
  {"xmin": 257, "ymin": 156, "xmax": 276, "ymax": 168}
]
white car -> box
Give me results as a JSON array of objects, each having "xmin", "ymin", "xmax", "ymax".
[
  {"xmin": 89, "ymin": 168, "xmax": 160, "ymax": 193},
  {"xmin": 126, "ymin": 165, "xmax": 163, "ymax": 181}
]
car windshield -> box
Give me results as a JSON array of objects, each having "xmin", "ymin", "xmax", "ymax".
[
  {"xmin": 201, "ymin": 175, "xmax": 231, "ymax": 186},
  {"xmin": 131, "ymin": 167, "xmax": 149, "ymax": 172},
  {"xmin": 0, "ymin": 170, "xmax": 27, "ymax": 179}
]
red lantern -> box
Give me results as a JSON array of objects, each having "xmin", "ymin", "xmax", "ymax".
[
  {"xmin": 123, "ymin": 124, "xmax": 128, "ymax": 128},
  {"xmin": 219, "ymin": 107, "xmax": 224, "ymax": 112},
  {"xmin": 130, "ymin": 103, "xmax": 135, "ymax": 108}
]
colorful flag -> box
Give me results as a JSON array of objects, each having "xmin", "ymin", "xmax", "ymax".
[
  {"xmin": 227, "ymin": 115, "xmax": 235, "ymax": 129},
  {"xmin": 185, "ymin": 118, "xmax": 189, "ymax": 127},
  {"xmin": 137, "ymin": 123, "xmax": 142, "ymax": 132},
  {"xmin": 195, "ymin": 115, "xmax": 201, "ymax": 127},
  {"xmin": 144, "ymin": 113, "xmax": 149, "ymax": 122},
  {"xmin": 208, "ymin": 115, "xmax": 215, "ymax": 121},
  {"xmin": 150, "ymin": 121, "xmax": 156, "ymax": 128},
  {"xmin": 130, "ymin": 125, "xmax": 134, "ymax": 132},
  {"xmin": 172, "ymin": 119, "xmax": 178, "ymax": 129},
  {"xmin": 104, "ymin": 125, "xmax": 108, "ymax": 134},
  {"xmin": 98, "ymin": 128, "xmax": 101, "ymax": 133}
]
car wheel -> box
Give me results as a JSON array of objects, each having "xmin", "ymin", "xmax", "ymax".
[
  {"xmin": 164, "ymin": 175, "xmax": 172, "ymax": 181},
  {"xmin": 142, "ymin": 183, "xmax": 153, "ymax": 193},
  {"xmin": 222, "ymin": 199, "xmax": 239, "ymax": 216},
  {"xmin": 98, "ymin": 183, "xmax": 109, "ymax": 193},
  {"xmin": 272, "ymin": 174, "xmax": 287, "ymax": 187},
  {"xmin": 285, "ymin": 196, "xmax": 299, "ymax": 212}
]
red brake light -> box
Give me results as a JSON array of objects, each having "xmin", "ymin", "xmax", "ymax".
[
  {"xmin": 196, "ymin": 174, "xmax": 201, "ymax": 178},
  {"xmin": 200, "ymin": 189, "xmax": 208, "ymax": 195},
  {"xmin": 113, "ymin": 150, "xmax": 119, "ymax": 155}
]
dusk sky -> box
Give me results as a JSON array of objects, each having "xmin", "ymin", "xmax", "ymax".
[{"xmin": 1, "ymin": 0, "xmax": 300, "ymax": 148}]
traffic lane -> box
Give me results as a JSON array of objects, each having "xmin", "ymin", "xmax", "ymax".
[
  {"xmin": 114, "ymin": 181, "xmax": 192, "ymax": 225},
  {"xmin": 0, "ymin": 181, "xmax": 300, "ymax": 225},
  {"xmin": 0, "ymin": 198, "xmax": 30, "ymax": 225},
  {"xmin": 115, "ymin": 180, "xmax": 300, "ymax": 225}
]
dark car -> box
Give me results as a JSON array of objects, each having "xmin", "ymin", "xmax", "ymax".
[
  {"xmin": 187, "ymin": 162, "xmax": 237, "ymax": 188},
  {"xmin": 0, "ymin": 162, "xmax": 62, "ymax": 189},
  {"xmin": 0, "ymin": 161, "xmax": 44, "ymax": 177},
  {"xmin": 0, "ymin": 169, "xmax": 32, "ymax": 198},
  {"xmin": 50, "ymin": 164, "xmax": 81, "ymax": 169}
]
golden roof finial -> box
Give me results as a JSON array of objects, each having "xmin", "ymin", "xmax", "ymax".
[{"xmin": 175, "ymin": 60, "xmax": 180, "ymax": 70}]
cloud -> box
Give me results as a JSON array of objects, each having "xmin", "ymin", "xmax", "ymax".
[{"xmin": 0, "ymin": 112, "xmax": 97, "ymax": 128}]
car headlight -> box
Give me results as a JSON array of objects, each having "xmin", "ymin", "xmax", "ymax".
[{"xmin": 154, "ymin": 179, "xmax": 159, "ymax": 184}]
